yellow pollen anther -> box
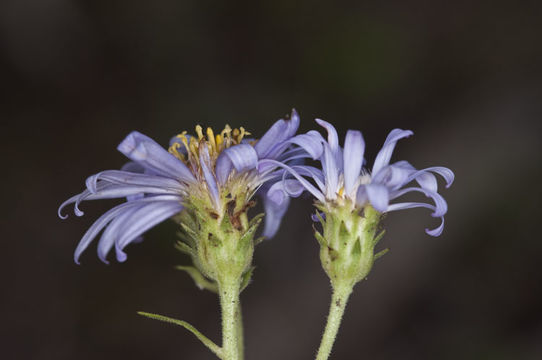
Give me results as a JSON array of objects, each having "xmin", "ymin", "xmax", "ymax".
[
  {"xmin": 221, "ymin": 125, "xmax": 232, "ymax": 139},
  {"xmin": 170, "ymin": 124, "xmax": 251, "ymax": 166},
  {"xmin": 195, "ymin": 125, "xmax": 204, "ymax": 140},
  {"xmin": 338, "ymin": 187, "xmax": 345, "ymax": 197},
  {"xmin": 168, "ymin": 142, "xmax": 184, "ymax": 160},
  {"xmin": 206, "ymin": 127, "xmax": 217, "ymax": 152}
]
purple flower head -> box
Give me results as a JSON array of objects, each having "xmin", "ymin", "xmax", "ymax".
[
  {"xmin": 59, "ymin": 110, "xmax": 322, "ymax": 264},
  {"xmin": 261, "ymin": 120, "xmax": 454, "ymax": 236}
]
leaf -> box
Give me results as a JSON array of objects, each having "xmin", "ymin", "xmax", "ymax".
[
  {"xmin": 374, "ymin": 248, "xmax": 389, "ymax": 260},
  {"xmin": 237, "ymin": 214, "xmax": 262, "ymax": 252},
  {"xmin": 240, "ymin": 266, "xmax": 254, "ymax": 292},
  {"xmin": 372, "ymin": 230, "xmax": 385, "ymax": 246},
  {"xmin": 314, "ymin": 210, "xmax": 326, "ymax": 225},
  {"xmin": 313, "ymin": 227, "xmax": 326, "ymax": 247},
  {"xmin": 174, "ymin": 241, "xmax": 195, "ymax": 257},
  {"xmin": 180, "ymin": 222, "xmax": 199, "ymax": 243},
  {"xmin": 248, "ymin": 213, "xmax": 265, "ymax": 229},
  {"xmin": 253, "ymin": 236, "xmax": 265, "ymax": 246},
  {"xmin": 138, "ymin": 311, "xmax": 223, "ymax": 359},
  {"xmin": 175, "ymin": 265, "xmax": 218, "ymax": 293}
]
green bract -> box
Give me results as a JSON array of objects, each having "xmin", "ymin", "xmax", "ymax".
[
  {"xmin": 175, "ymin": 180, "xmax": 263, "ymax": 289},
  {"xmin": 314, "ymin": 202, "xmax": 387, "ymax": 289}
]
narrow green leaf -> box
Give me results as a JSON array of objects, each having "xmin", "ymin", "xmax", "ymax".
[
  {"xmin": 372, "ymin": 230, "xmax": 385, "ymax": 246},
  {"xmin": 248, "ymin": 213, "xmax": 265, "ymax": 229},
  {"xmin": 174, "ymin": 241, "xmax": 195, "ymax": 257},
  {"xmin": 180, "ymin": 221, "xmax": 199, "ymax": 243},
  {"xmin": 240, "ymin": 266, "xmax": 254, "ymax": 292},
  {"xmin": 237, "ymin": 215, "xmax": 262, "ymax": 252},
  {"xmin": 313, "ymin": 227, "xmax": 326, "ymax": 247},
  {"xmin": 374, "ymin": 248, "xmax": 389, "ymax": 260},
  {"xmin": 314, "ymin": 211, "xmax": 326, "ymax": 225},
  {"xmin": 138, "ymin": 311, "xmax": 223, "ymax": 358},
  {"xmin": 175, "ymin": 265, "xmax": 218, "ymax": 293},
  {"xmin": 253, "ymin": 236, "xmax": 265, "ymax": 246}
]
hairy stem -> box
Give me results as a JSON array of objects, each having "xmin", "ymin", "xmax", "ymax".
[
  {"xmin": 315, "ymin": 282, "xmax": 353, "ymax": 360},
  {"xmin": 235, "ymin": 301, "xmax": 244, "ymax": 360},
  {"xmin": 219, "ymin": 277, "xmax": 242, "ymax": 360}
]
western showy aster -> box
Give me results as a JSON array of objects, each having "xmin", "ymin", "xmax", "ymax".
[
  {"xmin": 58, "ymin": 110, "xmax": 322, "ymax": 264},
  {"xmin": 259, "ymin": 119, "xmax": 454, "ymax": 235}
]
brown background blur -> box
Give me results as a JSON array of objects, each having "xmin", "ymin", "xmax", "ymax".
[{"xmin": 2, "ymin": 1, "xmax": 541, "ymax": 359}]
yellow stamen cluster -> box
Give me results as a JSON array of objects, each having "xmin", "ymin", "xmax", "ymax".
[{"xmin": 168, "ymin": 125, "xmax": 251, "ymax": 164}]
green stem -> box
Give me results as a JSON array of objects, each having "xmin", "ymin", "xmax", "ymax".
[
  {"xmin": 236, "ymin": 300, "xmax": 244, "ymax": 360},
  {"xmin": 219, "ymin": 277, "xmax": 242, "ymax": 360},
  {"xmin": 315, "ymin": 282, "xmax": 353, "ymax": 360}
]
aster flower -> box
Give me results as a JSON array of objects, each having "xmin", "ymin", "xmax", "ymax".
[
  {"xmin": 261, "ymin": 119, "xmax": 454, "ymax": 235},
  {"xmin": 58, "ymin": 110, "xmax": 322, "ymax": 264},
  {"xmin": 260, "ymin": 118, "xmax": 454, "ymax": 360}
]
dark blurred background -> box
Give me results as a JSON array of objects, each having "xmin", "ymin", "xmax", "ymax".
[{"xmin": 2, "ymin": 0, "xmax": 541, "ymax": 359}]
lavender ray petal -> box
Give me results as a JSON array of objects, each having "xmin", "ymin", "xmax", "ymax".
[
  {"xmin": 117, "ymin": 131, "xmax": 195, "ymax": 182},
  {"xmin": 322, "ymin": 143, "xmax": 339, "ymax": 200},
  {"xmin": 74, "ymin": 183, "xmax": 180, "ymax": 214},
  {"xmin": 392, "ymin": 160, "xmax": 416, "ymax": 170},
  {"xmin": 413, "ymin": 172, "xmax": 438, "ymax": 192},
  {"xmin": 96, "ymin": 205, "xmax": 142, "ymax": 264},
  {"xmin": 199, "ymin": 144, "xmax": 220, "ymax": 208},
  {"xmin": 288, "ymin": 130, "xmax": 325, "ymax": 159},
  {"xmin": 356, "ymin": 186, "xmax": 369, "ymax": 207},
  {"xmin": 315, "ymin": 118, "xmax": 343, "ymax": 170},
  {"xmin": 291, "ymin": 165, "xmax": 326, "ymax": 194},
  {"xmin": 425, "ymin": 217, "xmax": 445, "ymax": 237},
  {"xmin": 386, "ymin": 201, "xmax": 436, "ymax": 212},
  {"xmin": 261, "ymin": 191, "xmax": 290, "ymax": 238},
  {"xmin": 343, "ymin": 130, "xmax": 365, "ymax": 196},
  {"xmin": 268, "ymin": 130, "xmax": 324, "ymax": 161},
  {"xmin": 216, "ymin": 144, "xmax": 258, "ymax": 184},
  {"xmin": 254, "ymin": 109, "xmax": 300, "ymax": 158},
  {"xmin": 390, "ymin": 186, "xmax": 447, "ymax": 217},
  {"xmin": 372, "ymin": 129, "xmax": 413, "ymax": 175},
  {"xmin": 261, "ymin": 178, "xmax": 303, "ymax": 238},
  {"xmin": 121, "ymin": 162, "xmax": 145, "ymax": 173},
  {"xmin": 315, "ymin": 118, "xmax": 339, "ymax": 156},
  {"xmin": 114, "ymin": 201, "xmax": 183, "ymax": 262},
  {"xmin": 366, "ymin": 184, "xmax": 390, "ymax": 212},
  {"xmin": 372, "ymin": 164, "xmax": 412, "ymax": 190},
  {"xmin": 86, "ymin": 170, "xmax": 183, "ymax": 193},
  {"xmin": 386, "ymin": 202, "xmax": 445, "ymax": 236},
  {"xmin": 258, "ymin": 159, "xmax": 325, "ymax": 202},
  {"xmin": 58, "ymin": 194, "xmax": 82, "ymax": 219},
  {"xmin": 73, "ymin": 201, "xmax": 142, "ymax": 264},
  {"xmin": 406, "ymin": 166, "xmax": 455, "ymax": 189}
]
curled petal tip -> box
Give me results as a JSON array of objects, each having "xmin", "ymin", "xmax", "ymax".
[
  {"xmin": 117, "ymin": 131, "xmax": 140, "ymax": 153},
  {"xmin": 425, "ymin": 217, "xmax": 444, "ymax": 237},
  {"xmin": 394, "ymin": 129, "xmax": 414, "ymax": 137},
  {"xmin": 445, "ymin": 173, "xmax": 455, "ymax": 188},
  {"xmin": 116, "ymin": 252, "xmax": 127, "ymax": 262},
  {"xmin": 425, "ymin": 227, "xmax": 442, "ymax": 237}
]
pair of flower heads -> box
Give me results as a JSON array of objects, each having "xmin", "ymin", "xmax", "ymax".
[{"xmin": 59, "ymin": 109, "xmax": 453, "ymax": 360}]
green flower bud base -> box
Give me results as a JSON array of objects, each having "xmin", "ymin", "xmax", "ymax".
[
  {"xmin": 314, "ymin": 202, "xmax": 386, "ymax": 360},
  {"xmin": 165, "ymin": 184, "xmax": 263, "ymax": 360}
]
